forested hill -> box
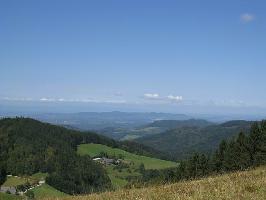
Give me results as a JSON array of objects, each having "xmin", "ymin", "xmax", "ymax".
[
  {"xmin": 136, "ymin": 120, "xmax": 253, "ymax": 160},
  {"xmin": 0, "ymin": 117, "xmax": 169, "ymax": 194}
]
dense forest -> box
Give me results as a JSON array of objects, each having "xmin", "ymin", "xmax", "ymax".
[
  {"xmin": 132, "ymin": 120, "xmax": 266, "ymax": 186},
  {"xmin": 0, "ymin": 118, "xmax": 168, "ymax": 194}
]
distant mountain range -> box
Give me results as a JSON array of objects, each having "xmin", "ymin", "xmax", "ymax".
[{"xmin": 29, "ymin": 111, "xmax": 191, "ymax": 130}]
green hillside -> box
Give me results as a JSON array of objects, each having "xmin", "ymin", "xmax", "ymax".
[
  {"xmin": 77, "ymin": 143, "xmax": 177, "ymax": 188},
  {"xmin": 78, "ymin": 143, "xmax": 177, "ymax": 169}
]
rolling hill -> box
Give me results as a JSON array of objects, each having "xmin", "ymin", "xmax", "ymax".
[{"xmin": 136, "ymin": 120, "xmax": 253, "ymax": 160}]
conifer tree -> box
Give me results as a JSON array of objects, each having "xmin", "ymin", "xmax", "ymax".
[
  {"xmin": 253, "ymin": 121, "xmax": 266, "ymax": 165},
  {"xmin": 223, "ymin": 139, "xmax": 237, "ymax": 171},
  {"xmin": 248, "ymin": 122, "xmax": 262, "ymax": 166},
  {"xmin": 234, "ymin": 132, "xmax": 250, "ymax": 169},
  {"xmin": 211, "ymin": 140, "xmax": 227, "ymax": 172},
  {"xmin": 198, "ymin": 154, "xmax": 209, "ymax": 176},
  {"xmin": 0, "ymin": 165, "xmax": 6, "ymax": 185}
]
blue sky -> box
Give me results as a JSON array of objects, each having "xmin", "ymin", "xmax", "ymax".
[{"xmin": 1, "ymin": 0, "xmax": 266, "ymax": 114}]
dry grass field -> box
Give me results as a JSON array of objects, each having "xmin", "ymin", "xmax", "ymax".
[{"xmin": 42, "ymin": 165, "xmax": 266, "ymax": 200}]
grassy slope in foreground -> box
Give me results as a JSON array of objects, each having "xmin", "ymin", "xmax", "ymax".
[
  {"xmin": 45, "ymin": 165, "xmax": 266, "ymax": 200},
  {"xmin": 77, "ymin": 143, "xmax": 177, "ymax": 170}
]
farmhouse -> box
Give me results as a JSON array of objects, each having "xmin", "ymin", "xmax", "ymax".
[
  {"xmin": 39, "ymin": 180, "xmax": 45, "ymax": 185},
  {"xmin": 0, "ymin": 186, "xmax": 17, "ymax": 195},
  {"xmin": 103, "ymin": 158, "xmax": 115, "ymax": 165},
  {"xmin": 92, "ymin": 157, "xmax": 115, "ymax": 165},
  {"xmin": 92, "ymin": 157, "xmax": 102, "ymax": 161}
]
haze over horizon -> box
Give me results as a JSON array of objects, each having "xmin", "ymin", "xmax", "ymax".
[{"xmin": 1, "ymin": 0, "xmax": 266, "ymax": 115}]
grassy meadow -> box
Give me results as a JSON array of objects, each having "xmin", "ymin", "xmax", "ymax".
[
  {"xmin": 77, "ymin": 143, "xmax": 177, "ymax": 189},
  {"xmin": 43, "ymin": 165, "xmax": 266, "ymax": 200},
  {"xmin": 77, "ymin": 143, "xmax": 177, "ymax": 170}
]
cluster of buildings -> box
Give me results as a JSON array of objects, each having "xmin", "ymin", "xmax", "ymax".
[{"xmin": 92, "ymin": 157, "xmax": 122, "ymax": 165}]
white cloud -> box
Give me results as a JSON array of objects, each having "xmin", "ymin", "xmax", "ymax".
[
  {"xmin": 142, "ymin": 93, "xmax": 183, "ymax": 104},
  {"xmin": 143, "ymin": 93, "xmax": 160, "ymax": 100},
  {"xmin": 167, "ymin": 95, "xmax": 183, "ymax": 102},
  {"xmin": 240, "ymin": 13, "xmax": 255, "ymax": 23}
]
